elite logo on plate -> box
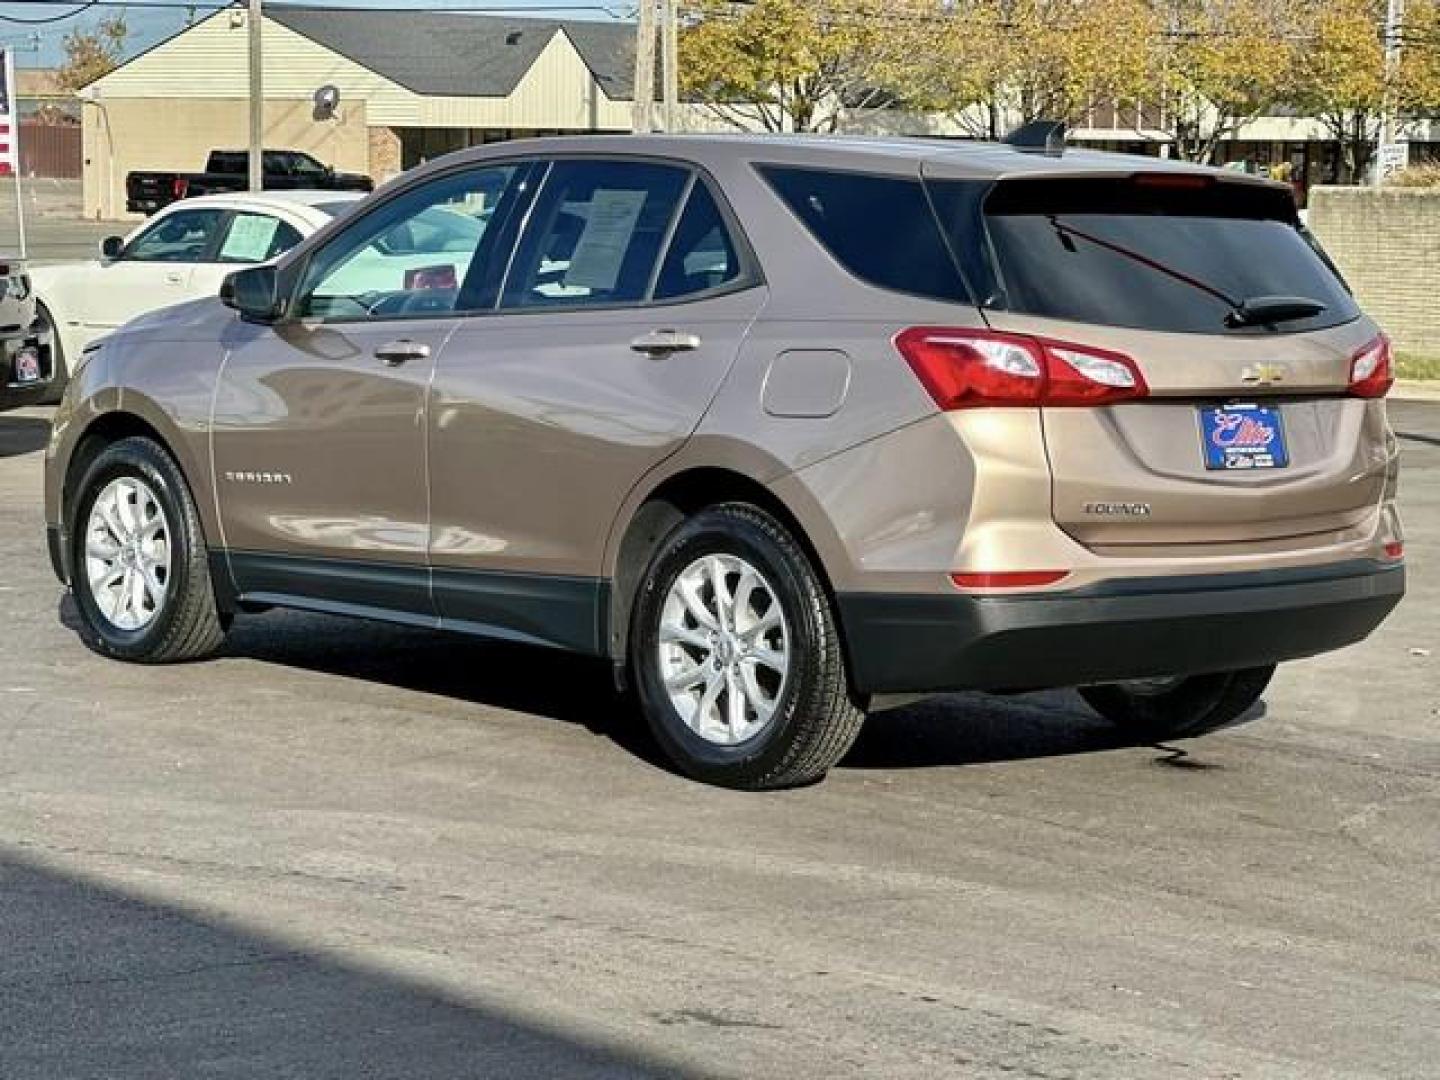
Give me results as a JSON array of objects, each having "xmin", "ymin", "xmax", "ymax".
[{"xmin": 1199, "ymin": 403, "xmax": 1290, "ymax": 471}]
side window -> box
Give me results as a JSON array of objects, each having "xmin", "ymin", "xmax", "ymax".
[
  {"xmin": 296, "ymin": 163, "xmax": 524, "ymax": 320},
  {"xmin": 123, "ymin": 208, "xmax": 227, "ymax": 263},
  {"xmin": 759, "ymin": 166, "xmax": 969, "ymax": 303},
  {"xmin": 502, "ymin": 159, "xmax": 689, "ymax": 309},
  {"xmin": 653, "ymin": 182, "xmax": 742, "ymax": 300},
  {"xmin": 216, "ymin": 213, "xmax": 304, "ymax": 264}
]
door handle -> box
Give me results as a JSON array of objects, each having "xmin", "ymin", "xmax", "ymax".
[
  {"xmin": 164, "ymin": 271, "xmax": 184, "ymax": 284},
  {"xmin": 630, "ymin": 330, "xmax": 701, "ymax": 356},
  {"xmin": 374, "ymin": 340, "xmax": 432, "ymax": 367}
]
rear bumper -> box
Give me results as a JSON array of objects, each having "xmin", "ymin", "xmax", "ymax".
[{"xmin": 837, "ymin": 559, "xmax": 1405, "ymax": 695}]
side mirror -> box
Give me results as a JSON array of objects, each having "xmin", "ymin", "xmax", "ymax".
[
  {"xmin": 100, "ymin": 236, "xmax": 124, "ymax": 261},
  {"xmin": 220, "ymin": 264, "xmax": 282, "ymax": 323}
]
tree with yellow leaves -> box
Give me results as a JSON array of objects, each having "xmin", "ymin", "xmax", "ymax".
[
  {"xmin": 1152, "ymin": 0, "xmax": 1305, "ymax": 163},
  {"xmin": 1291, "ymin": 0, "xmax": 1440, "ymax": 182},
  {"xmin": 679, "ymin": 0, "xmax": 922, "ymax": 132},
  {"xmin": 903, "ymin": 0, "xmax": 1160, "ymax": 137},
  {"xmin": 57, "ymin": 14, "xmax": 128, "ymax": 93}
]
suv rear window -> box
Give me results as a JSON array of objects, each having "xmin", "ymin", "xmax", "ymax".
[
  {"xmin": 930, "ymin": 175, "xmax": 1359, "ymax": 335},
  {"xmin": 760, "ymin": 166, "xmax": 968, "ymax": 303}
]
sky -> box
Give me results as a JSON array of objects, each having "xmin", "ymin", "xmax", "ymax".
[{"xmin": 0, "ymin": 0, "xmax": 628, "ymax": 69}]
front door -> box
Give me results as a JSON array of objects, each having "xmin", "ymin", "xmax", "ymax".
[
  {"xmin": 212, "ymin": 163, "xmax": 532, "ymax": 620},
  {"xmin": 428, "ymin": 159, "xmax": 767, "ymax": 651},
  {"xmin": 84, "ymin": 205, "xmax": 228, "ymax": 336}
]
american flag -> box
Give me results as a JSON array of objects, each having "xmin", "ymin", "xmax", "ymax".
[{"xmin": 0, "ymin": 50, "xmax": 15, "ymax": 177}]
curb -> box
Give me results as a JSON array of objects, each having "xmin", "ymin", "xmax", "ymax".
[{"xmin": 1392, "ymin": 381, "xmax": 1440, "ymax": 403}]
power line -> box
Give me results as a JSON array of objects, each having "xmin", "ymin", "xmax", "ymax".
[{"xmin": 0, "ymin": 0, "xmax": 104, "ymax": 24}]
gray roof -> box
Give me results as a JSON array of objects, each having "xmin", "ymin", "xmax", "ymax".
[{"xmin": 267, "ymin": 6, "xmax": 635, "ymax": 100}]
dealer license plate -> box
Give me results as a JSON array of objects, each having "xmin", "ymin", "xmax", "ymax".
[{"xmin": 1198, "ymin": 403, "xmax": 1289, "ymax": 471}]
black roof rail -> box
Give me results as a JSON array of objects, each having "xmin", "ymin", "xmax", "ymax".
[{"xmin": 1003, "ymin": 120, "xmax": 1067, "ymax": 157}]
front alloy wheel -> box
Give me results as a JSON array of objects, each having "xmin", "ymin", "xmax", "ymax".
[
  {"xmin": 83, "ymin": 476, "xmax": 172, "ymax": 631},
  {"xmin": 69, "ymin": 436, "xmax": 228, "ymax": 663}
]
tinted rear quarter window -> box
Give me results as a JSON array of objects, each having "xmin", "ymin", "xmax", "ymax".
[
  {"xmin": 654, "ymin": 181, "xmax": 742, "ymax": 300},
  {"xmin": 930, "ymin": 176, "xmax": 1359, "ymax": 335},
  {"xmin": 760, "ymin": 166, "xmax": 969, "ymax": 303}
]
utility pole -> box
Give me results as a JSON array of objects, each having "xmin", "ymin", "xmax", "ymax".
[
  {"xmin": 632, "ymin": 0, "xmax": 656, "ymax": 133},
  {"xmin": 248, "ymin": 0, "xmax": 263, "ymax": 191},
  {"xmin": 661, "ymin": 0, "xmax": 679, "ymax": 132},
  {"xmin": 1375, "ymin": 0, "xmax": 1405, "ymax": 186}
]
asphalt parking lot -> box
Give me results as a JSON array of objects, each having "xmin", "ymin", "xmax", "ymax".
[{"xmin": 0, "ymin": 399, "xmax": 1434, "ymax": 1080}]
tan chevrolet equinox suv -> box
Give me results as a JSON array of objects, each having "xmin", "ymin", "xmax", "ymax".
[{"xmin": 44, "ymin": 135, "xmax": 1405, "ymax": 789}]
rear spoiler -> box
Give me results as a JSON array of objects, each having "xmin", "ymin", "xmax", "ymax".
[{"xmin": 1003, "ymin": 120, "xmax": 1066, "ymax": 157}]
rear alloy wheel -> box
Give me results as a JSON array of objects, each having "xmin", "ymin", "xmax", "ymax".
[
  {"xmin": 70, "ymin": 436, "xmax": 228, "ymax": 663},
  {"xmin": 632, "ymin": 503, "xmax": 865, "ymax": 790},
  {"xmin": 1079, "ymin": 665, "xmax": 1277, "ymax": 740}
]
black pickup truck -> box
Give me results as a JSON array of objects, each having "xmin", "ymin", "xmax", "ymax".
[{"xmin": 126, "ymin": 149, "xmax": 373, "ymax": 215}]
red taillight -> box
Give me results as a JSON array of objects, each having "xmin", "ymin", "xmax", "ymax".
[
  {"xmin": 1383, "ymin": 541, "xmax": 1404, "ymax": 559},
  {"xmin": 1349, "ymin": 334, "xmax": 1393, "ymax": 399},
  {"xmin": 894, "ymin": 328, "xmax": 1148, "ymax": 409},
  {"xmin": 950, "ymin": 570, "xmax": 1070, "ymax": 589},
  {"xmin": 172, "ymin": 177, "xmax": 190, "ymax": 199}
]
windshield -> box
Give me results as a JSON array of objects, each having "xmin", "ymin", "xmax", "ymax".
[{"xmin": 929, "ymin": 176, "xmax": 1359, "ymax": 335}]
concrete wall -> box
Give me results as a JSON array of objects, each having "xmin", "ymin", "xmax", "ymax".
[
  {"xmin": 81, "ymin": 97, "xmax": 371, "ymax": 220},
  {"xmin": 1309, "ymin": 186, "xmax": 1440, "ymax": 357}
]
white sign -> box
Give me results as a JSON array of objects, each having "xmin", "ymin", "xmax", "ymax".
[
  {"xmin": 563, "ymin": 189, "xmax": 647, "ymax": 292},
  {"xmin": 1378, "ymin": 142, "xmax": 1409, "ymax": 181},
  {"xmin": 219, "ymin": 213, "xmax": 281, "ymax": 262}
]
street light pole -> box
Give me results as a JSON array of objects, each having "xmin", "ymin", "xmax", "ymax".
[
  {"xmin": 248, "ymin": 0, "xmax": 263, "ymax": 191},
  {"xmin": 661, "ymin": 0, "xmax": 679, "ymax": 132},
  {"xmin": 632, "ymin": 0, "xmax": 656, "ymax": 133},
  {"xmin": 1375, "ymin": 0, "xmax": 1404, "ymax": 186}
]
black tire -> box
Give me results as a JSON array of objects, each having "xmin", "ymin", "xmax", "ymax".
[
  {"xmin": 1079, "ymin": 665, "xmax": 1276, "ymax": 740},
  {"xmin": 36, "ymin": 303, "xmax": 67, "ymax": 406},
  {"xmin": 69, "ymin": 436, "xmax": 227, "ymax": 663},
  {"xmin": 631, "ymin": 503, "xmax": 865, "ymax": 790}
]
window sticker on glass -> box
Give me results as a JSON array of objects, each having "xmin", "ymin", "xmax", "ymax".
[
  {"xmin": 221, "ymin": 215, "xmax": 283, "ymax": 262},
  {"xmin": 563, "ymin": 189, "xmax": 647, "ymax": 291}
]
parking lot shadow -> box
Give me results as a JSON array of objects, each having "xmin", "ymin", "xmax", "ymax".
[
  {"xmin": 0, "ymin": 848, "xmax": 690, "ymax": 1079},
  {"xmin": 61, "ymin": 598, "xmax": 1256, "ymax": 776},
  {"xmin": 844, "ymin": 692, "xmax": 1262, "ymax": 771},
  {"xmin": 218, "ymin": 607, "xmax": 670, "ymax": 771},
  {"xmin": 0, "ymin": 415, "xmax": 50, "ymax": 458}
]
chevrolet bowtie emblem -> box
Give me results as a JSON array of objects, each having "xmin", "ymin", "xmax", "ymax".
[{"xmin": 1241, "ymin": 362, "xmax": 1290, "ymax": 386}]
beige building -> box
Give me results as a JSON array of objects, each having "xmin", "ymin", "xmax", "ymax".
[{"xmin": 80, "ymin": 6, "xmax": 643, "ymax": 219}]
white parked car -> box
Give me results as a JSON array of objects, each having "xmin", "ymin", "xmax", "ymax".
[
  {"xmin": 34, "ymin": 186, "xmax": 507, "ymax": 396},
  {"xmin": 31, "ymin": 191, "xmax": 364, "ymax": 391}
]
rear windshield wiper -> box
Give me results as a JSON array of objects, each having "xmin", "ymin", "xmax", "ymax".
[
  {"xmin": 1224, "ymin": 295, "xmax": 1327, "ymax": 328},
  {"xmin": 1046, "ymin": 217, "xmax": 1324, "ymax": 330}
]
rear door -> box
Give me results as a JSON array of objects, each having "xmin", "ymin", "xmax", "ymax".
[
  {"xmin": 427, "ymin": 157, "xmax": 765, "ymax": 647},
  {"xmin": 927, "ymin": 171, "xmax": 1389, "ymax": 548}
]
